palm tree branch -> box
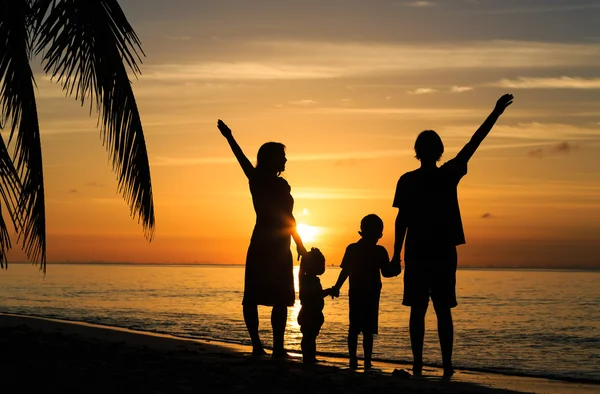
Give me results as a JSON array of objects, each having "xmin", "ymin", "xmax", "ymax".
[
  {"xmin": 0, "ymin": 132, "xmax": 23, "ymax": 269},
  {"xmin": 36, "ymin": 0, "xmax": 154, "ymax": 239},
  {"xmin": 0, "ymin": 0, "xmax": 47, "ymax": 270}
]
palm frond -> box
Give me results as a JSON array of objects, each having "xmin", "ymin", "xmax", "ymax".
[
  {"xmin": 0, "ymin": 203, "xmax": 12, "ymax": 269},
  {"xmin": 0, "ymin": 136, "xmax": 24, "ymax": 267},
  {"xmin": 36, "ymin": 0, "xmax": 155, "ymax": 239},
  {"xmin": 0, "ymin": 133, "xmax": 22, "ymax": 269},
  {"xmin": 0, "ymin": 0, "xmax": 47, "ymax": 271}
]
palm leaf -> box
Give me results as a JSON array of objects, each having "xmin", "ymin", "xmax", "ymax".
[
  {"xmin": 0, "ymin": 136, "xmax": 24, "ymax": 268},
  {"xmin": 0, "ymin": 0, "xmax": 47, "ymax": 271},
  {"xmin": 0, "ymin": 136, "xmax": 22, "ymax": 269},
  {"xmin": 35, "ymin": 0, "xmax": 155, "ymax": 239}
]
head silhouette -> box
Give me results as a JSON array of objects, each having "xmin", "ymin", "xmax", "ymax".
[
  {"xmin": 414, "ymin": 130, "xmax": 444, "ymax": 162},
  {"xmin": 257, "ymin": 142, "xmax": 286, "ymax": 175},
  {"xmin": 302, "ymin": 247, "xmax": 326, "ymax": 276},
  {"xmin": 359, "ymin": 214, "xmax": 383, "ymax": 242}
]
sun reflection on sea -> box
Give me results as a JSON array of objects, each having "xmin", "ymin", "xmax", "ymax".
[{"xmin": 286, "ymin": 265, "xmax": 302, "ymax": 347}]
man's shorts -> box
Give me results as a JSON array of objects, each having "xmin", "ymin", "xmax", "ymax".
[{"xmin": 402, "ymin": 246, "xmax": 458, "ymax": 308}]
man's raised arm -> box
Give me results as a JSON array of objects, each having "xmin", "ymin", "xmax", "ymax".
[{"xmin": 456, "ymin": 94, "xmax": 514, "ymax": 163}]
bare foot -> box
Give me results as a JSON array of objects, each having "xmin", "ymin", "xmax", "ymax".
[
  {"xmin": 392, "ymin": 369, "xmax": 411, "ymax": 379},
  {"xmin": 251, "ymin": 347, "xmax": 267, "ymax": 357},
  {"xmin": 271, "ymin": 349, "xmax": 291, "ymax": 360},
  {"xmin": 442, "ymin": 368, "xmax": 455, "ymax": 381}
]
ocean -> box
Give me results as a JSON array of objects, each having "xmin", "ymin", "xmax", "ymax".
[{"xmin": 1, "ymin": 264, "xmax": 598, "ymax": 382}]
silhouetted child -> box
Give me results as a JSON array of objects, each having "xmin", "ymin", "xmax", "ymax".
[
  {"xmin": 298, "ymin": 247, "xmax": 335, "ymax": 364},
  {"xmin": 332, "ymin": 214, "xmax": 397, "ymax": 369}
]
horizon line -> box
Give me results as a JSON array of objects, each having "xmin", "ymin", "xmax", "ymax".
[{"xmin": 4, "ymin": 261, "xmax": 600, "ymax": 271}]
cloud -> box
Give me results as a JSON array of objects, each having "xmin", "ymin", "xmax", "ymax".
[
  {"xmin": 481, "ymin": 213, "xmax": 494, "ymax": 219},
  {"xmin": 469, "ymin": 3, "xmax": 600, "ymax": 15},
  {"xmin": 314, "ymin": 107, "xmax": 480, "ymax": 118},
  {"xmin": 142, "ymin": 41, "xmax": 600, "ymax": 81},
  {"xmin": 528, "ymin": 141, "xmax": 580, "ymax": 158},
  {"xmin": 440, "ymin": 122, "xmax": 600, "ymax": 141},
  {"xmin": 406, "ymin": 1, "xmax": 436, "ymax": 7},
  {"xmin": 528, "ymin": 148, "xmax": 544, "ymax": 158},
  {"xmin": 143, "ymin": 63, "xmax": 341, "ymax": 81},
  {"xmin": 152, "ymin": 148, "xmax": 414, "ymax": 167},
  {"xmin": 288, "ymin": 99, "xmax": 318, "ymax": 105},
  {"xmin": 451, "ymin": 86, "xmax": 474, "ymax": 93},
  {"xmin": 493, "ymin": 77, "xmax": 600, "ymax": 89},
  {"xmin": 551, "ymin": 141, "xmax": 579, "ymax": 153},
  {"xmin": 166, "ymin": 36, "xmax": 192, "ymax": 40},
  {"xmin": 407, "ymin": 88, "xmax": 438, "ymax": 95}
]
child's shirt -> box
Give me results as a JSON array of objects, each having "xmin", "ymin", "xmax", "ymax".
[
  {"xmin": 299, "ymin": 276, "xmax": 325, "ymax": 312},
  {"xmin": 340, "ymin": 239, "xmax": 391, "ymax": 298}
]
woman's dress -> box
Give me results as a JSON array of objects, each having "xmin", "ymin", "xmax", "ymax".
[{"xmin": 242, "ymin": 172, "xmax": 295, "ymax": 307}]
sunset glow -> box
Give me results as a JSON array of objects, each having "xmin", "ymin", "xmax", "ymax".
[
  {"xmin": 296, "ymin": 223, "xmax": 320, "ymax": 244},
  {"xmin": 4, "ymin": 0, "xmax": 598, "ymax": 270}
]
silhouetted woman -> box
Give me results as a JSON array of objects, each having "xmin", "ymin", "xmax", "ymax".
[{"xmin": 218, "ymin": 119, "xmax": 307, "ymax": 358}]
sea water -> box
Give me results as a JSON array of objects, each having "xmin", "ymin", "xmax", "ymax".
[{"xmin": 1, "ymin": 264, "xmax": 598, "ymax": 381}]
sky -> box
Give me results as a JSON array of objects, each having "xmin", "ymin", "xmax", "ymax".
[{"xmin": 6, "ymin": 0, "xmax": 600, "ymax": 268}]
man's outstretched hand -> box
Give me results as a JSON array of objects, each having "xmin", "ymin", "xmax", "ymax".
[
  {"xmin": 494, "ymin": 94, "xmax": 514, "ymax": 115},
  {"xmin": 217, "ymin": 119, "xmax": 232, "ymax": 138}
]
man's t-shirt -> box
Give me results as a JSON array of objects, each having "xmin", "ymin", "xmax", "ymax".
[{"xmin": 393, "ymin": 157, "xmax": 467, "ymax": 264}]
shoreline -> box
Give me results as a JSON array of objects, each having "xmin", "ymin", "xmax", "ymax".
[
  {"xmin": 3, "ymin": 311, "xmax": 598, "ymax": 386},
  {"xmin": 1, "ymin": 312, "xmax": 598, "ymax": 394}
]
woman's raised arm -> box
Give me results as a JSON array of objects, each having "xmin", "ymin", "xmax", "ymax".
[{"xmin": 218, "ymin": 119, "xmax": 255, "ymax": 179}]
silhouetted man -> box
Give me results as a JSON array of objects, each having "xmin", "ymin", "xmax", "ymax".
[{"xmin": 391, "ymin": 94, "xmax": 514, "ymax": 379}]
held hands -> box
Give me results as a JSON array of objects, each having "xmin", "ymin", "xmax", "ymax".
[
  {"xmin": 385, "ymin": 255, "xmax": 402, "ymax": 278},
  {"xmin": 217, "ymin": 119, "xmax": 232, "ymax": 138},
  {"xmin": 493, "ymin": 94, "xmax": 514, "ymax": 115},
  {"xmin": 328, "ymin": 287, "xmax": 340, "ymax": 299},
  {"xmin": 297, "ymin": 244, "xmax": 308, "ymax": 261}
]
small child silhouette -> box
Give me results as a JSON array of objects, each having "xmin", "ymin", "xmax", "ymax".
[
  {"xmin": 298, "ymin": 247, "xmax": 335, "ymax": 364},
  {"xmin": 332, "ymin": 214, "xmax": 397, "ymax": 369}
]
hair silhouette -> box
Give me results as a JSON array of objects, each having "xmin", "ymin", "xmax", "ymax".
[
  {"xmin": 414, "ymin": 130, "xmax": 444, "ymax": 162},
  {"xmin": 256, "ymin": 142, "xmax": 286, "ymax": 175},
  {"xmin": 360, "ymin": 214, "xmax": 384, "ymax": 238}
]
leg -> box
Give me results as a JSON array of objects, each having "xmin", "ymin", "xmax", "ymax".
[
  {"xmin": 301, "ymin": 332, "xmax": 318, "ymax": 363},
  {"xmin": 271, "ymin": 305, "xmax": 288, "ymax": 356},
  {"xmin": 363, "ymin": 332, "xmax": 373, "ymax": 368},
  {"xmin": 433, "ymin": 302, "xmax": 454, "ymax": 377},
  {"xmin": 243, "ymin": 303, "xmax": 265, "ymax": 354},
  {"xmin": 348, "ymin": 329, "xmax": 359, "ymax": 368},
  {"xmin": 430, "ymin": 249, "xmax": 457, "ymax": 378},
  {"xmin": 409, "ymin": 304, "xmax": 428, "ymax": 376}
]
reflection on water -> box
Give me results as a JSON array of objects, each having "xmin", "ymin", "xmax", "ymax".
[{"xmin": 1, "ymin": 264, "xmax": 599, "ymax": 381}]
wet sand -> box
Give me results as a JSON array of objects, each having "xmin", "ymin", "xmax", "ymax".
[{"xmin": 1, "ymin": 313, "xmax": 597, "ymax": 394}]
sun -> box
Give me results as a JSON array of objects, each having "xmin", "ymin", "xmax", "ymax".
[{"xmin": 296, "ymin": 223, "xmax": 319, "ymax": 243}]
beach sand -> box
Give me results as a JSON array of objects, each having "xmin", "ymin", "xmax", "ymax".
[{"xmin": 1, "ymin": 313, "xmax": 597, "ymax": 394}]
